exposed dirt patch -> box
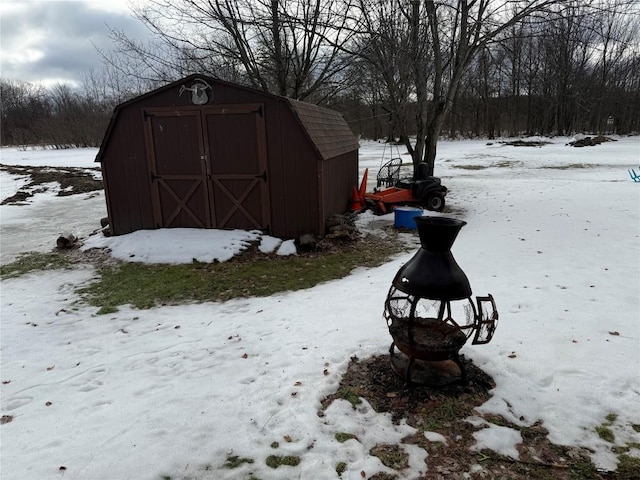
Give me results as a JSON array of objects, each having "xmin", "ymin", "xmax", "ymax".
[
  {"xmin": 322, "ymin": 355, "xmax": 614, "ymax": 479},
  {"xmin": 501, "ymin": 140, "xmax": 553, "ymax": 147},
  {"xmin": 1, "ymin": 164, "xmax": 102, "ymax": 204},
  {"xmin": 568, "ymin": 136, "xmax": 617, "ymax": 147}
]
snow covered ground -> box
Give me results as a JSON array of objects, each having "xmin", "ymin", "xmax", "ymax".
[{"xmin": 1, "ymin": 136, "xmax": 639, "ymax": 480}]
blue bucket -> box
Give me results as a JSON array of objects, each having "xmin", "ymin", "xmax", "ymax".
[{"xmin": 394, "ymin": 206, "xmax": 423, "ymax": 229}]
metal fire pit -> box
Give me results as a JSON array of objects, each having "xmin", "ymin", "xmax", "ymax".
[{"xmin": 384, "ymin": 216, "xmax": 498, "ymax": 385}]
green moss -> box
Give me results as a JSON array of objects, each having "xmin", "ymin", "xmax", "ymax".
[
  {"xmin": 223, "ymin": 455, "xmax": 254, "ymax": 469},
  {"xmin": 265, "ymin": 455, "xmax": 300, "ymax": 469},
  {"xmin": 270, "ymin": 441, "xmax": 279, "ymax": 449},
  {"xmin": 335, "ymin": 432, "xmax": 357, "ymax": 443},
  {"xmin": 605, "ymin": 413, "xmax": 618, "ymax": 424},
  {"xmin": 336, "ymin": 462, "xmax": 347, "ymax": 475},
  {"xmin": 335, "ymin": 388, "xmax": 362, "ymax": 407},
  {"xmin": 596, "ymin": 425, "xmax": 615, "ymax": 443}
]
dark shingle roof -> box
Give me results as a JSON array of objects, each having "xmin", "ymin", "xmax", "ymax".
[{"xmin": 288, "ymin": 99, "xmax": 359, "ymax": 160}]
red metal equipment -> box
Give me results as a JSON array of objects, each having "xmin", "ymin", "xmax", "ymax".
[{"xmin": 351, "ymin": 165, "xmax": 448, "ymax": 215}]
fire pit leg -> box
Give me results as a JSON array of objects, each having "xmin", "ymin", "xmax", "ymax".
[
  {"xmin": 389, "ymin": 342, "xmax": 468, "ymax": 386},
  {"xmin": 405, "ymin": 357, "xmax": 416, "ymax": 386}
]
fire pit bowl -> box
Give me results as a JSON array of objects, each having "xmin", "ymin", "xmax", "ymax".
[{"xmin": 383, "ymin": 216, "xmax": 498, "ymax": 385}]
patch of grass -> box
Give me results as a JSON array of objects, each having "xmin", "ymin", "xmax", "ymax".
[
  {"xmin": 370, "ymin": 444, "xmax": 409, "ymax": 470},
  {"xmin": 596, "ymin": 425, "xmax": 615, "ymax": 443},
  {"xmin": 422, "ymin": 398, "xmax": 473, "ymax": 432},
  {"xmin": 368, "ymin": 473, "xmax": 398, "ymax": 480},
  {"xmin": 335, "ymin": 432, "xmax": 357, "ymax": 443},
  {"xmin": 596, "ymin": 413, "xmax": 618, "ymax": 443},
  {"xmin": 270, "ymin": 441, "xmax": 279, "ymax": 449},
  {"xmin": 265, "ymin": 455, "xmax": 300, "ymax": 469},
  {"xmin": 492, "ymin": 160, "xmax": 518, "ymax": 168},
  {"xmin": 96, "ymin": 305, "xmax": 119, "ymax": 315},
  {"xmin": 632, "ymin": 424, "xmax": 640, "ymax": 433},
  {"xmin": 0, "ymin": 252, "xmax": 72, "ymax": 279},
  {"xmin": 567, "ymin": 460, "xmax": 600, "ymax": 480},
  {"xmin": 77, "ymin": 238, "xmax": 404, "ymax": 309},
  {"xmin": 540, "ymin": 163, "xmax": 597, "ymax": 170},
  {"xmin": 453, "ymin": 164, "xmax": 487, "ymax": 170},
  {"xmin": 616, "ymin": 454, "xmax": 640, "ymax": 480},
  {"xmin": 223, "ymin": 455, "xmax": 255, "ymax": 469},
  {"xmin": 335, "ymin": 388, "xmax": 362, "ymax": 407},
  {"xmin": 336, "ymin": 461, "xmax": 347, "ymax": 476}
]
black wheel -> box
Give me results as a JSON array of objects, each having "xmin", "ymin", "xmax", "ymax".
[{"xmin": 425, "ymin": 194, "xmax": 445, "ymax": 212}]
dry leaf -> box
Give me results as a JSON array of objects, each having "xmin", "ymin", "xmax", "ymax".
[
  {"xmin": 508, "ymin": 352, "xmax": 517, "ymax": 358},
  {"xmin": 294, "ymin": 381, "xmax": 302, "ymax": 386},
  {"xmin": 45, "ymin": 401, "xmax": 52, "ymax": 406},
  {"xmin": 0, "ymin": 415, "xmax": 13, "ymax": 425},
  {"xmin": 323, "ymin": 369, "xmax": 329, "ymax": 376},
  {"xmin": 47, "ymin": 365, "xmax": 55, "ymax": 371},
  {"xmin": 291, "ymin": 391, "xmax": 298, "ymax": 396},
  {"xmin": 361, "ymin": 471, "xmax": 366, "ymax": 478},
  {"xmin": 283, "ymin": 435, "xmax": 292, "ymax": 442},
  {"xmin": 609, "ymin": 331, "xmax": 620, "ymax": 336},
  {"xmin": 242, "ymin": 353, "xmax": 248, "ymax": 359}
]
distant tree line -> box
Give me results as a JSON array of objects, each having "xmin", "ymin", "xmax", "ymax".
[
  {"xmin": 0, "ymin": 70, "xmax": 153, "ymax": 149},
  {"xmin": 2, "ymin": 1, "xmax": 638, "ymax": 172}
]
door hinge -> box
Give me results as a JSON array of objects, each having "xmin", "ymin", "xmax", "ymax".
[
  {"xmin": 253, "ymin": 105, "xmax": 263, "ymax": 117},
  {"xmin": 255, "ymin": 170, "xmax": 267, "ymax": 181},
  {"xmin": 151, "ymin": 172, "xmax": 160, "ymax": 182},
  {"xmin": 143, "ymin": 110, "xmax": 153, "ymax": 120}
]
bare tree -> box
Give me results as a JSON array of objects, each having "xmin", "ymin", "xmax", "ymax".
[
  {"xmin": 105, "ymin": 0, "xmax": 358, "ymax": 101},
  {"xmin": 350, "ymin": 0, "xmax": 565, "ymax": 176},
  {"xmin": 590, "ymin": 0, "xmax": 640, "ymax": 133},
  {"xmin": 418, "ymin": 0, "xmax": 566, "ymax": 175}
]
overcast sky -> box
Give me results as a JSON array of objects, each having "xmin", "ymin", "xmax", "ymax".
[{"xmin": 1, "ymin": 0, "xmax": 151, "ymax": 88}]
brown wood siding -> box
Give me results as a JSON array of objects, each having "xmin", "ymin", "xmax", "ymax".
[
  {"xmin": 271, "ymin": 101, "xmax": 320, "ymax": 237},
  {"xmin": 320, "ymin": 150, "xmax": 359, "ymax": 227},
  {"xmin": 102, "ymin": 108, "xmax": 154, "ymax": 235}
]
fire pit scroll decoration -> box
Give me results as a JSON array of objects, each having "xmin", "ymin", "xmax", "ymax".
[{"xmin": 384, "ymin": 216, "xmax": 498, "ymax": 385}]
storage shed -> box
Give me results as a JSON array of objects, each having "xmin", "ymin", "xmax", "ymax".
[{"xmin": 96, "ymin": 74, "xmax": 359, "ymax": 240}]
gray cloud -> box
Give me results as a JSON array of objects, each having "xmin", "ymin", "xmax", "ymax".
[{"xmin": 1, "ymin": 1, "xmax": 151, "ymax": 86}]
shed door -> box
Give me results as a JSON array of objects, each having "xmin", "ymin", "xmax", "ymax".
[
  {"xmin": 203, "ymin": 105, "xmax": 270, "ymax": 230},
  {"xmin": 145, "ymin": 105, "xmax": 269, "ymax": 231},
  {"xmin": 145, "ymin": 110, "xmax": 211, "ymax": 228}
]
